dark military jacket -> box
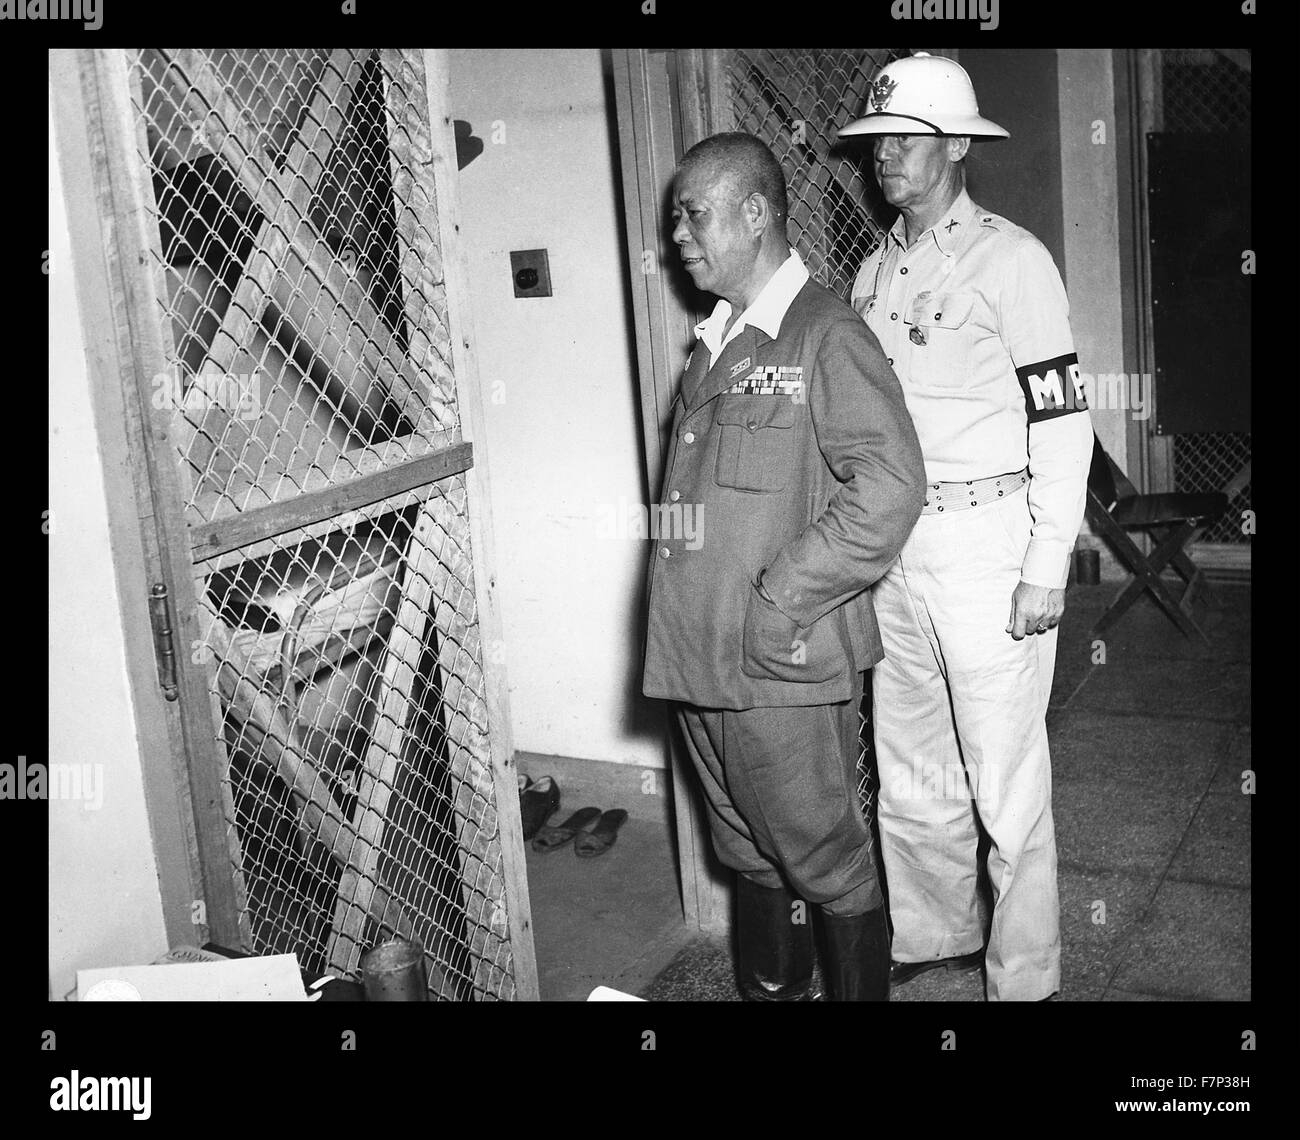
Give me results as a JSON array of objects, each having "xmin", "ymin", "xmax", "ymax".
[{"xmin": 642, "ymin": 278, "xmax": 926, "ymax": 709}]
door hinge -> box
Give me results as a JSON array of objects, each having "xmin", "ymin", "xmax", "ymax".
[{"xmin": 148, "ymin": 582, "xmax": 179, "ymax": 701}]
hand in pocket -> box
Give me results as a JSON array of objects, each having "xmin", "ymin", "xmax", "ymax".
[{"xmin": 740, "ymin": 586, "xmax": 842, "ymax": 684}]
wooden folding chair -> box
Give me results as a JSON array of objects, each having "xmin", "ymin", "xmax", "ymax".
[{"xmin": 1084, "ymin": 435, "xmax": 1229, "ymax": 643}]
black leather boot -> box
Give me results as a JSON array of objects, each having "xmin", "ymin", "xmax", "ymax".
[
  {"xmin": 821, "ymin": 905, "xmax": 891, "ymax": 1001},
  {"xmin": 736, "ymin": 875, "xmax": 815, "ymax": 1001}
]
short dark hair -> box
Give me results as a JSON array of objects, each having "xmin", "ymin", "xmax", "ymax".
[{"xmin": 679, "ymin": 132, "xmax": 788, "ymax": 236}]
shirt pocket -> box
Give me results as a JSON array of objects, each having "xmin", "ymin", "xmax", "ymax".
[
  {"xmin": 905, "ymin": 290, "xmax": 976, "ymax": 390},
  {"xmin": 713, "ymin": 394, "xmax": 799, "ymax": 493}
]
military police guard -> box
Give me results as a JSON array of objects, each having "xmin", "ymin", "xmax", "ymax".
[{"xmin": 841, "ymin": 53, "xmax": 1094, "ymax": 1001}]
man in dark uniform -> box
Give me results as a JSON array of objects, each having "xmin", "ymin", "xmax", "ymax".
[{"xmin": 641, "ymin": 132, "xmax": 926, "ymax": 1001}]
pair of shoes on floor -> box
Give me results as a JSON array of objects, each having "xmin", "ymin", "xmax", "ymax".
[
  {"xmin": 889, "ymin": 949, "xmax": 985, "ymax": 987},
  {"xmin": 518, "ymin": 774, "xmax": 561, "ymax": 841},
  {"xmin": 531, "ymin": 806, "xmax": 629, "ymax": 857}
]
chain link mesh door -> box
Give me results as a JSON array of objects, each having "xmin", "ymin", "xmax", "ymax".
[
  {"xmin": 720, "ymin": 48, "xmax": 905, "ymax": 823},
  {"xmin": 727, "ymin": 49, "xmax": 904, "ymax": 299},
  {"xmin": 129, "ymin": 47, "xmax": 517, "ymax": 999}
]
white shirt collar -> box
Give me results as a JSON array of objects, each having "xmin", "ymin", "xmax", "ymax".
[{"xmin": 694, "ymin": 249, "xmax": 810, "ymax": 362}]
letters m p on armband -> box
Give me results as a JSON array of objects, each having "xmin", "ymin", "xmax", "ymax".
[{"xmin": 1016, "ymin": 354, "xmax": 1088, "ymax": 422}]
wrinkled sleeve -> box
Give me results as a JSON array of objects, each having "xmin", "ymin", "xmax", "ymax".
[{"xmin": 762, "ymin": 318, "xmax": 927, "ymax": 627}]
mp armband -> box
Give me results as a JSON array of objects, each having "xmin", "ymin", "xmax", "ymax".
[{"xmin": 1016, "ymin": 353, "xmax": 1088, "ymax": 423}]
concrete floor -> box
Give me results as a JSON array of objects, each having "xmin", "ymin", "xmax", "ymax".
[
  {"xmin": 523, "ymin": 811, "xmax": 682, "ymax": 1001},
  {"xmin": 525, "ymin": 579, "xmax": 1251, "ymax": 1001}
]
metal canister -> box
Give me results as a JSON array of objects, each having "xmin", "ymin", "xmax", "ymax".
[
  {"xmin": 1075, "ymin": 548, "xmax": 1101, "ymax": 586},
  {"xmin": 360, "ymin": 938, "xmax": 429, "ymax": 1002}
]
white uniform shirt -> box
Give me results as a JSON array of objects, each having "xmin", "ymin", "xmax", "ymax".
[
  {"xmin": 696, "ymin": 249, "xmax": 810, "ymax": 366},
  {"xmin": 850, "ymin": 188, "xmax": 1093, "ymax": 589}
]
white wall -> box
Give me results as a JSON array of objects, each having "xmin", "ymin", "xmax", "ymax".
[
  {"xmin": 450, "ymin": 49, "xmax": 664, "ymax": 767},
  {"xmin": 1059, "ymin": 50, "xmax": 1129, "ymax": 469},
  {"xmin": 48, "ymin": 90, "xmax": 169, "ymax": 998},
  {"xmin": 1058, "ymin": 50, "xmax": 1131, "ymax": 578}
]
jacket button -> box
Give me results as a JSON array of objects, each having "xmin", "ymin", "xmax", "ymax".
[
  {"xmin": 890, "ymin": 312, "xmax": 898, "ymax": 320},
  {"xmin": 669, "ymin": 490, "xmax": 681, "ymax": 502},
  {"xmin": 659, "ymin": 546, "xmax": 672, "ymax": 559},
  {"xmin": 746, "ymin": 420, "xmax": 758, "ymax": 432},
  {"xmin": 682, "ymin": 431, "xmax": 695, "ymax": 443},
  {"xmin": 887, "ymin": 357, "xmax": 894, "ymax": 365}
]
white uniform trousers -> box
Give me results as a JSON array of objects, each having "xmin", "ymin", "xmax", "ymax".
[{"xmin": 872, "ymin": 484, "xmax": 1061, "ymax": 1001}]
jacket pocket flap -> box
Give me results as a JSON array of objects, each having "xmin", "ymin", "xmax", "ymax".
[
  {"xmin": 909, "ymin": 291, "xmax": 974, "ymax": 330},
  {"xmin": 714, "ymin": 394, "xmax": 799, "ymax": 430}
]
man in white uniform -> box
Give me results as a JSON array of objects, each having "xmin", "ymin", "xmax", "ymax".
[{"xmin": 839, "ymin": 53, "xmax": 1094, "ymax": 1001}]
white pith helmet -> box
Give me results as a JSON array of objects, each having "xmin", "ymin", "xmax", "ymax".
[{"xmin": 838, "ymin": 52, "xmax": 1009, "ymax": 140}]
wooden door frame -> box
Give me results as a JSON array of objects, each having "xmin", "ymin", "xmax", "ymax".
[
  {"xmin": 1115, "ymin": 48, "xmax": 1249, "ymax": 577},
  {"xmin": 54, "ymin": 48, "xmax": 247, "ymax": 947},
  {"xmin": 50, "ymin": 48, "xmax": 205, "ymax": 949},
  {"xmin": 1125, "ymin": 48, "xmax": 1170, "ymax": 498},
  {"xmin": 611, "ymin": 48, "xmax": 735, "ymax": 933}
]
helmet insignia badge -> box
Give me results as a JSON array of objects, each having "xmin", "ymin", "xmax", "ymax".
[{"xmin": 869, "ymin": 75, "xmax": 897, "ymax": 112}]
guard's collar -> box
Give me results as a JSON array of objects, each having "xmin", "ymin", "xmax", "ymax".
[{"xmin": 886, "ymin": 188, "xmax": 977, "ymax": 256}]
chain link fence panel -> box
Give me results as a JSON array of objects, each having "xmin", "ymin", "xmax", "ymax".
[
  {"xmin": 726, "ymin": 48, "xmax": 905, "ymax": 301},
  {"xmin": 129, "ymin": 47, "xmax": 515, "ymax": 999},
  {"xmin": 1173, "ymin": 431, "xmax": 1251, "ymax": 544},
  {"xmin": 138, "ymin": 48, "xmax": 460, "ymax": 522}
]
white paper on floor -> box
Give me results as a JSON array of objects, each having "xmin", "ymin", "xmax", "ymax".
[
  {"xmin": 77, "ymin": 954, "xmax": 309, "ymax": 1001},
  {"xmin": 587, "ymin": 985, "xmax": 646, "ymax": 1001}
]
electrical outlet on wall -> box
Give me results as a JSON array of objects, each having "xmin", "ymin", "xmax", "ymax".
[{"xmin": 510, "ymin": 249, "xmax": 552, "ymax": 298}]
